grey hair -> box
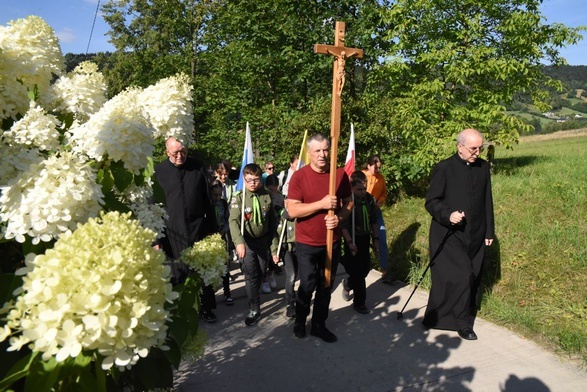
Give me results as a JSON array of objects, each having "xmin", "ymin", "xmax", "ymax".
[{"xmin": 307, "ymin": 133, "xmax": 330, "ymax": 149}]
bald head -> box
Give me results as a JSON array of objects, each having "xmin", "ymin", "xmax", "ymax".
[
  {"xmin": 457, "ymin": 129, "xmax": 483, "ymax": 145},
  {"xmin": 457, "ymin": 129, "xmax": 484, "ymax": 163},
  {"xmin": 166, "ymin": 137, "xmax": 187, "ymax": 166}
]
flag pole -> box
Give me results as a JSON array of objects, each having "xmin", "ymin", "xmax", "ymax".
[
  {"xmin": 351, "ymin": 193, "xmax": 355, "ymax": 246},
  {"xmin": 241, "ymin": 187, "xmax": 246, "ymax": 236},
  {"xmin": 276, "ymin": 219, "xmax": 287, "ymax": 263}
]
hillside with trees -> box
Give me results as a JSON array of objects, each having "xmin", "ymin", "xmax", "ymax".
[
  {"xmin": 507, "ymin": 65, "xmax": 587, "ymax": 135},
  {"xmin": 542, "ymin": 65, "xmax": 587, "ymax": 90}
]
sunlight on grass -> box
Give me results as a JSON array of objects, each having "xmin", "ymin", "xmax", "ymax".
[{"xmin": 384, "ymin": 131, "xmax": 587, "ymax": 363}]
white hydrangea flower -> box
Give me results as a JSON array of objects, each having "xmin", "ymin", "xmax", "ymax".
[
  {"xmin": 130, "ymin": 202, "xmax": 168, "ymax": 240},
  {"xmin": 47, "ymin": 61, "xmax": 108, "ymax": 121},
  {"xmin": 0, "ymin": 211, "xmax": 178, "ymax": 370},
  {"xmin": 0, "ymin": 16, "xmax": 65, "ymax": 119},
  {"xmin": 69, "ymin": 88, "xmax": 155, "ymax": 174},
  {"xmin": 3, "ymin": 101, "xmax": 61, "ymax": 151},
  {"xmin": 0, "ymin": 151, "xmax": 104, "ymax": 244},
  {"xmin": 180, "ymin": 233, "xmax": 227, "ymax": 286},
  {"xmin": 117, "ymin": 181, "xmax": 154, "ymax": 205},
  {"xmin": 0, "ymin": 74, "xmax": 30, "ymax": 121},
  {"xmin": 139, "ymin": 73, "xmax": 194, "ymax": 145},
  {"xmin": 0, "ymin": 143, "xmax": 44, "ymax": 186},
  {"xmin": 116, "ymin": 182, "xmax": 168, "ymax": 239}
]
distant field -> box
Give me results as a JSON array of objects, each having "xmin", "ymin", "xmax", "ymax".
[
  {"xmin": 385, "ymin": 129, "xmax": 587, "ymax": 364},
  {"xmin": 519, "ymin": 127, "xmax": 587, "ymax": 142}
]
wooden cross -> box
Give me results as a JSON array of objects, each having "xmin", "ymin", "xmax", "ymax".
[{"xmin": 314, "ymin": 21, "xmax": 363, "ymax": 288}]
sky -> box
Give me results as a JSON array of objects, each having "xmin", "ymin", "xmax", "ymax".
[{"xmin": 1, "ymin": 0, "xmax": 586, "ymax": 64}]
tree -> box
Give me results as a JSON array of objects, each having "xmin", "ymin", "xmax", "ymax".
[
  {"xmin": 98, "ymin": 0, "xmax": 584, "ymax": 195},
  {"xmin": 361, "ymin": 0, "xmax": 584, "ymax": 190},
  {"xmin": 101, "ymin": 0, "xmax": 215, "ymax": 94},
  {"xmin": 190, "ymin": 0, "xmax": 393, "ymax": 169}
]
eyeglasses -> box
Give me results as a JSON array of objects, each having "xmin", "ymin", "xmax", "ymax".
[
  {"xmin": 244, "ymin": 178, "xmax": 261, "ymax": 184},
  {"xmin": 266, "ymin": 167, "xmax": 274, "ymax": 171},
  {"xmin": 168, "ymin": 149, "xmax": 187, "ymax": 157},
  {"xmin": 461, "ymin": 144, "xmax": 484, "ymax": 154}
]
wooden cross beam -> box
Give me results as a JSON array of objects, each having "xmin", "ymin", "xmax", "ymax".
[{"xmin": 314, "ymin": 21, "xmax": 363, "ymax": 288}]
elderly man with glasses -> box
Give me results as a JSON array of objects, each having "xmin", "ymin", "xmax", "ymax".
[
  {"xmin": 153, "ymin": 137, "xmax": 218, "ymax": 322},
  {"xmin": 422, "ymin": 128, "xmax": 495, "ymax": 341}
]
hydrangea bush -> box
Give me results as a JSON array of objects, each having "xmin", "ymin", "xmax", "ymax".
[
  {"xmin": 2, "ymin": 212, "xmax": 177, "ymax": 370},
  {"xmin": 180, "ymin": 233, "xmax": 228, "ymax": 287},
  {"xmin": 0, "ymin": 151, "xmax": 104, "ymax": 244},
  {"xmin": 0, "ymin": 16, "xmax": 207, "ymax": 391}
]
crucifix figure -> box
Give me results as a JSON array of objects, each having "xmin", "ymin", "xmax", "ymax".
[{"xmin": 314, "ymin": 21, "xmax": 363, "ymax": 288}]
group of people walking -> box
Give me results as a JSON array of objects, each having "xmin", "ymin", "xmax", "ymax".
[{"xmin": 153, "ymin": 127, "xmax": 494, "ymax": 343}]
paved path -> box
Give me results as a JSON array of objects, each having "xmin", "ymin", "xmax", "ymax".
[{"xmin": 175, "ymin": 268, "xmax": 586, "ymax": 391}]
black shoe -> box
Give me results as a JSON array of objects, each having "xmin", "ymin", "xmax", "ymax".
[
  {"xmin": 353, "ymin": 304, "xmax": 370, "ymax": 314},
  {"xmin": 310, "ymin": 325, "xmax": 337, "ymax": 343},
  {"xmin": 273, "ymin": 264, "xmax": 283, "ymax": 275},
  {"xmin": 286, "ymin": 304, "xmax": 296, "ymax": 319},
  {"xmin": 200, "ymin": 310, "xmax": 217, "ymax": 323},
  {"xmin": 341, "ymin": 278, "xmax": 352, "ymax": 302},
  {"xmin": 293, "ymin": 323, "xmax": 306, "ymax": 338},
  {"xmin": 244, "ymin": 310, "xmax": 261, "ymax": 326},
  {"xmin": 458, "ymin": 327, "xmax": 478, "ymax": 340},
  {"xmin": 224, "ymin": 295, "xmax": 235, "ymax": 306}
]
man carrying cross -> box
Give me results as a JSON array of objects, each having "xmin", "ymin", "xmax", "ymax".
[
  {"xmin": 284, "ymin": 21, "xmax": 361, "ymax": 343},
  {"xmin": 286, "ymin": 133, "xmax": 352, "ymax": 342}
]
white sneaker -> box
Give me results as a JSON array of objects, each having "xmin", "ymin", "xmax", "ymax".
[
  {"xmin": 261, "ymin": 282, "xmax": 271, "ymax": 294},
  {"xmin": 267, "ymin": 274, "xmax": 277, "ymax": 289}
]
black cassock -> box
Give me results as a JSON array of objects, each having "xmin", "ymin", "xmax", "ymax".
[
  {"xmin": 422, "ymin": 153, "xmax": 494, "ymax": 331},
  {"xmin": 154, "ymin": 157, "xmax": 211, "ymax": 260}
]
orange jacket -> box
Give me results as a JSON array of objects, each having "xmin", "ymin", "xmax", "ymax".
[{"xmin": 363, "ymin": 170, "xmax": 387, "ymax": 205}]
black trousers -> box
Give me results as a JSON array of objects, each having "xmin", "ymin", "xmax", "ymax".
[
  {"xmin": 342, "ymin": 235, "xmax": 371, "ymax": 307},
  {"xmin": 283, "ymin": 245, "xmax": 298, "ymax": 306},
  {"xmin": 241, "ymin": 236, "xmax": 270, "ymax": 313},
  {"xmin": 295, "ymin": 241, "xmax": 340, "ymax": 327}
]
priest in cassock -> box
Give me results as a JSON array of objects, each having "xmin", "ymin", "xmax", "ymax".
[
  {"xmin": 422, "ymin": 128, "xmax": 495, "ymax": 340},
  {"xmin": 153, "ymin": 137, "xmax": 217, "ymax": 322}
]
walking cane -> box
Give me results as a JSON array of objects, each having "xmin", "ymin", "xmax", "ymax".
[{"xmin": 397, "ymin": 228, "xmax": 453, "ymax": 320}]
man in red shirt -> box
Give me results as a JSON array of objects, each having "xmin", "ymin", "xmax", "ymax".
[{"xmin": 286, "ymin": 133, "xmax": 352, "ymax": 343}]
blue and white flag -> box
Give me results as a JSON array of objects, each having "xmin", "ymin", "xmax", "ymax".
[{"xmin": 236, "ymin": 122, "xmax": 254, "ymax": 192}]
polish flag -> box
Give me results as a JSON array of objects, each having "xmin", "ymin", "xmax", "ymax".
[{"xmin": 344, "ymin": 124, "xmax": 355, "ymax": 178}]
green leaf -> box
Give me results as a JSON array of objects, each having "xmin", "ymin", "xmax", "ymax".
[
  {"xmin": 169, "ymin": 316, "xmax": 190, "ymax": 348},
  {"xmin": 57, "ymin": 112, "xmax": 75, "ymax": 130},
  {"xmin": 73, "ymin": 351, "xmax": 93, "ymax": 368},
  {"xmin": 151, "ymin": 175, "xmax": 166, "ymax": 205},
  {"xmin": 163, "ymin": 338, "xmax": 182, "ymax": 369},
  {"xmin": 133, "ymin": 171, "xmax": 145, "ymax": 187},
  {"xmin": 0, "ymin": 351, "xmax": 38, "ymax": 391},
  {"xmin": 21, "ymin": 237, "xmax": 53, "ymax": 257},
  {"xmin": 0, "ymin": 273, "xmax": 23, "ymax": 307},
  {"xmin": 109, "ymin": 160, "xmax": 134, "ymax": 193},
  {"xmin": 101, "ymin": 189, "xmax": 132, "ymax": 214},
  {"xmin": 135, "ymin": 157, "xmax": 155, "ymax": 186},
  {"xmin": 132, "ymin": 349, "xmax": 174, "ymax": 390},
  {"xmin": 69, "ymin": 367, "xmax": 101, "ymax": 392},
  {"xmin": 98, "ymin": 167, "xmax": 115, "ymax": 194},
  {"xmin": 24, "ymin": 355, "xmax": 61, "ymax": 392}
]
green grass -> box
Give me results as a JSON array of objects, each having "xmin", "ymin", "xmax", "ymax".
[{"xmin": 383, "ymin": 132, "xmax": 587, "ymax": 364}]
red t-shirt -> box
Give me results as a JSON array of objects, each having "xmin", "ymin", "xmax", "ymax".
[{"xmin": 287, "ymin": 166, "xmax": 351, "ymax": 246}]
